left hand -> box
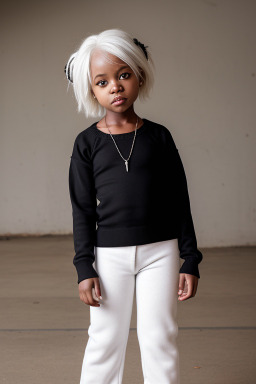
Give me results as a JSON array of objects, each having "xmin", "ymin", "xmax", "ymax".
[{"xmin": 178, "ymin": 273, "xmax": 199, "ymax": 301}]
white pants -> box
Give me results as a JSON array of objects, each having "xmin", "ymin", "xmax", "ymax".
[{"xmin": 80, "ymin": 238, "xmax": 181, "ymax": 384}]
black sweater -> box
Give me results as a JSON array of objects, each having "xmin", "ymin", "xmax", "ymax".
[{"xmin": 69, "ymin": 118, "xmax": 203, "ymax": 284}]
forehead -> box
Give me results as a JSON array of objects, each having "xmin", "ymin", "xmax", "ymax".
[{"xmin": 90, "ymin": 49, "xmax": 128, "ymax": 75}]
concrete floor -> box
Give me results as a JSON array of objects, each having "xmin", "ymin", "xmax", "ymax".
[{"xmin": 0, "ymin": 235, "xmax": 255, "ymax": 384}]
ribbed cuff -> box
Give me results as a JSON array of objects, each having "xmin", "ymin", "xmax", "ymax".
[
  {"xmin": 179, "ymin": 258, "xmax": 200, "ymax": 278},
  {"xmin": 74, "ymin": 259, "xmax": 99, "ymax": 284}
]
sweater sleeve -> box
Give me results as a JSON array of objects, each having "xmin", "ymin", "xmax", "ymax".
[
  {"xmin": 68, "ymin": 134, "xmax": 99, "ymax": 284},
  {"xmin": 164, "ymin": 128, "xmax": 203, "ymax": 278}
]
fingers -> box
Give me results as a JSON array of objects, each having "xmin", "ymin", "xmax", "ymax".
[
  {"xmin": 178, "ymin": 273, "xmax": 198, "ymax": 301},
  {"xmin": 192, "ymin": 278, "xmax": 198, "ymax": 297},
  {"xmin": 94, "ymin": 279, "xmax": 103, "ymax": 301},
  {"xmin": 92, "ymin": 287, "xmax": 99, "ymax": 301},
  {"xmin": 78, "ymin": 277, "xmax": 102, "ymax": 307},
  {"xmin": 178, "ymin": 273, "xmax": 185, "ymax": 296}
]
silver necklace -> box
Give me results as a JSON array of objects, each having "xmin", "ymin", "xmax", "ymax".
[{"xmin": 104, "ymin": 115, "xmax": 138, "ymax": 172}]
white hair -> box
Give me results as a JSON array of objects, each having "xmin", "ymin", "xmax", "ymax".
[{"xmin": 64, "ymin": 28, "xmax": 155, "ymax": 118}]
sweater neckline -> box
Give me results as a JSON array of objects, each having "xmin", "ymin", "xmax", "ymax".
[{"xmin": 93, "ymin": 118, "xmax": 148, "ymax": 139}]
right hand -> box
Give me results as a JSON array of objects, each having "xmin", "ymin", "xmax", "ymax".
[{"xmin": 78, "ymin": 277, "xmax": 102, "ymax": 307}]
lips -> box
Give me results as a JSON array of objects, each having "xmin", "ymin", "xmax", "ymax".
[{"xmin": 111, "ymin": 97, "xmax": 126, "ymax": 104}]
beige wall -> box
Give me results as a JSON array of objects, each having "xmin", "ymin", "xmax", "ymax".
[{"xmin": 1, "ymin": 0, "xmax": 255, "ymax": 246}]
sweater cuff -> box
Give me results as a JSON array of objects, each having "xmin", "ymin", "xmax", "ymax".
[
  {"xmin": 179, "ymin": 258, "xmax": 200, "ymax": 278},
  {"xmin": 74, "ymin": 260, "xmax": 99, "ymax": 284}
]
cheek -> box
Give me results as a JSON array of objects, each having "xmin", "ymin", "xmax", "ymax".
[
  {"xmin": 128, "ymin": 80, "xmax": 139, "ymax": 92},
  {"xmin": 94, "ymin": 89, "xmax": 104, "ymax": 99},
  {"xmin": 132, "ymin": 83, "xmax": 140, "ymax": 96}
]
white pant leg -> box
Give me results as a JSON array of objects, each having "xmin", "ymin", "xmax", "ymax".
[
  {"xmin": 135, "ymin": 239, "xmax": 181, "ymax": 384},
  {"xmin": 80, "ymin": 245, "xmax": 136, "ymax": 384}
]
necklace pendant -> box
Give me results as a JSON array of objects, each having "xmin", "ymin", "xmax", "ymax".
[{"xmin": 125, "ymin": 160, "xmax": 129, "ymax": 172}]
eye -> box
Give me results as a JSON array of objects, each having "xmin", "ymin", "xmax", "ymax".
[
  {"xmin": 120, "ymin": 72, "xmax": 131, "ymax": 79},
  {"xmin": 96, "ymin": 80, "xmax": 107, "ymax": 87}
]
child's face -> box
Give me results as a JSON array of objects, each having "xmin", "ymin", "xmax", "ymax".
[{"xmin": 90, "ymin": 49, "xmax": 140, "ymax": 113}]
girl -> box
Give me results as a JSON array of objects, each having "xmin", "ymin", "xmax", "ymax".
[{"xmin": 65, "ymin": 28, "xmax": 203, "ymax": 384}]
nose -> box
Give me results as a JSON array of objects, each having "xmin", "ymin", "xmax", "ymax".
[{"xmin": 110, "ymin": 79, "xmax": 123, "ymax": 94}]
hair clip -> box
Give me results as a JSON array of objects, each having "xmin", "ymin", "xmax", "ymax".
[
  {"xmin": 133, "ymin": 38, "xmax": 149, "ymax": 60},
  {"xmin": 64, "ymin": 53, "xmax": 76, "ymax": 83}
]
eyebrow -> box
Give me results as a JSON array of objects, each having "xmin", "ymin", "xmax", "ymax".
[{"xmin": 94, "ymin": 65, "xmax": 130, "ymax": 81}]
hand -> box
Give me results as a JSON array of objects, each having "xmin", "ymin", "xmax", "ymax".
[
  {"xmin": 178, "ymin": 273, "xmax": 198, "ymax": 301},
  {"xmin": 78, "ymin": 277, "xmax": 102, "ymax": 307}
]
